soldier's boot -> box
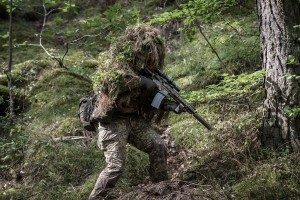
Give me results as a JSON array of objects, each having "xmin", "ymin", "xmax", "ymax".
[
  {"xmin": 88, "ymin": 169, "xmax": 123, "ymax": 200},
  {"xmin": 148, "ymin": 138, "xmax": 168, "ymax": 182}
]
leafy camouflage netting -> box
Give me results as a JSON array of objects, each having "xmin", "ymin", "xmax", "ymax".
[{"xmin": 92, "ymin": 25, "xmax": 165, "ymax": 118}]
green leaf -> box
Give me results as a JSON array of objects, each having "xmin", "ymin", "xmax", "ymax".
[
  {"xmin": 293, "ymin": 25, "xmax": 300, "ymax": 29},
  {"xmin": 284, "ymin": 106, "xmax": 300, "ymax": 118},
  {"xmin": 1, "ymin": 32, "xmax": 9, "ymax": 39},
  {"xmin": 287, "ymin": 55, "xmax": 296, "ymax": 64}
]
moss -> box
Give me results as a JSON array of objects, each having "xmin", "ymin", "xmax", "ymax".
[
  {"xmin": 0, "ymin": 85, "xmax": 9, "ymax": 96},
  {"xmin": 80, "ymin": 59, "xmax": 99, "ymax": 69},
  {"xmin": 23, "ymin": 137, "xmax": 105, "ymax": 199},
  {"xmin": 0, "ymin": 75, "xmax": 7, "ymax": 85},
  {"xmin": 233, "ymin": 164, "xmax": 279, "ymax": 199},
  {"xmin": 63, "ymin": 174, "xmax": 100, "ymax": 200},
  {"xmin": 0, "ymin": 60, "xmax": 51, "ymax": 91},
  {"xmin": 12, "ymin": 60, "xmax": 52, "ymax": 86},
  {"xmin": 66, "ymin": 56, "xmax": 99, "ymax": 76},
  {"xmin": 30, "ymin": 67, "xmax": 92, "ymax": 95},
  {"xmin": 55, "ymin": 117, "xmax": 82, "ymax": 136},
  {"xmin": 26, "ymin": 67, "xmax": 92, "ymax": 133},
  {"xmin": 64, "ymin": 52, "xmax": 99, "ymax": 69},
  {"xmin": 24, "ymin": 137, "xmax": 150, "ymax": 200},
  {"xmin": 116, "ymin": 145, "xmax": 150, "ymax": 191},
  {"xmin": 63, "ymin": 49, "xmax": 98, "ymax": 66},
  {"xmin": 232, "ymin": 156, "xmax": 300, "ymax": 199},
  {"xmin": 0, "ymin": 188, "xmax": 28, "ymax": 200}
]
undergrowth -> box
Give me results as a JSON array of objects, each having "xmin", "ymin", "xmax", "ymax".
[
  {"xmin": 167, "ymin": 69, "xmax": 300, "ymax": 199},
  {"xmin": 163, "ymin": 10, "xmax": 260, "ymax": 90}
]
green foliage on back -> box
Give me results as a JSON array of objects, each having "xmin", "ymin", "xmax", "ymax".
[{"xmin": 92, "ymin": 65, "xmax": 121, "ymax": 92}]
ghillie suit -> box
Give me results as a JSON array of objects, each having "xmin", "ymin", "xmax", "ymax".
[
  {"xmin": 91, "ymin": 25, "xmax": 165, "ymax": 122},
  {"xmin": 89, "ymin": 25, "xmax": 170, "ymax": 200}
]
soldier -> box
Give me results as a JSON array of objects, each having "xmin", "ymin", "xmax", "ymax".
[{"xmin": 88, "ymin": 25, "xmax": 183, "ymax": 199}]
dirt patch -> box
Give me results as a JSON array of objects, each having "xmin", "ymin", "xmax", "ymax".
[{"xmin": 118, "ymin": 180, "xmax": 201, "ymax": 200}]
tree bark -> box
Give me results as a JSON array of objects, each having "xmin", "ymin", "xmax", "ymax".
[{"xmin": 257, "ymin": 0, "xmax": 300, "ymax": 152}]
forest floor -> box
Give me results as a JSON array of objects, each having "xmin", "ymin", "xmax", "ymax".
[{"xmin": 105, "ymin": 126, "xmax": 227, "ymax": 200}]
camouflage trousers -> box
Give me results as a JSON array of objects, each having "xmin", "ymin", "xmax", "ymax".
[{"xmin": 89, "ymin": 116, "xmax": 168, "ymax": 200}]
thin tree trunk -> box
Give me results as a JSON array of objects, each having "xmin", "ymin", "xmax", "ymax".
[
  {"xmin": 7, "ymin": 0, "xmax": 14, "ymax": 115},
  {"xmin": 257, "ymin": 0, "xmax": 300, "ymax": 152}
]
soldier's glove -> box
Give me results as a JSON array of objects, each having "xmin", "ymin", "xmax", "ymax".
[
  {"xmin": 140, "ymin": 76, "xmax": 158, "ymax": 91},
  {"xmin": 164, "ymin": 103, "xmax": 185, "ymax": 114}
]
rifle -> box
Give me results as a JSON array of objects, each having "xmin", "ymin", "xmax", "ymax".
[{"xmin": 144, "ymin": 68, "xmax": 212, "ymax": 130}]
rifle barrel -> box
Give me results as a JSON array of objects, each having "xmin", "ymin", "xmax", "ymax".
[
  {"xmin": 164, "ymin": 83, "xmax": 212, "ymax": 130},
  {"xmin": 193, "ymin": 113, "xmax": 212, "ymax": 130}
]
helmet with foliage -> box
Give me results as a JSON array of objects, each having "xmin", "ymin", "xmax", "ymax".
[{"xmin": 108, "ymin": 24, "xmax": 165, "ymax": 71}]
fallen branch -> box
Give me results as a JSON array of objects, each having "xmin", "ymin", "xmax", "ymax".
[{"xmin": 52, "ymin": 136, "xmax": 91, "ymax": 142}]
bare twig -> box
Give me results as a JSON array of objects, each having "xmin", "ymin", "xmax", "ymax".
[
  {"xmin": 14, "ymin": 0, "xmax": 113, "ymax": 69},
  {"xmin": 15, "ymin": 0, "xmax": 89, "ymax": 68},
  {"xmin": 195, "ymin": 20, "xmax": 230, "ymax": 74},
  {"xmin": 68, "ymin": 28, "xmax": 112, "ymax": 44},
  {"xmin": 39, "ymin": 1, "xmax": 66, "ymax": 67},
  {"xmin": 52, "ymin": 136, "xmax": 91, "ymax": 142},
  {"xmin": 41, "ymin": 123, "xmax": 92, "ymax": 143},
  {"xmin": 16, "ymin": 20, "xmax": 111, "ymax": 69},
  {"xmin": 60, "ymin": 26, "xmax": 112, "ymax": 65},
  {"xmin": 61, "ymin": 42, "xmax": 69, "ymax": 66},
  {"xmin": 177, "ymin": 0, "xmax": 231, "ymax": 74}
]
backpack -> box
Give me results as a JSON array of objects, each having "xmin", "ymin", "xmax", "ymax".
[{"xmin": 79, "ymin": 94, "xmax": 97, "ymax": 132}]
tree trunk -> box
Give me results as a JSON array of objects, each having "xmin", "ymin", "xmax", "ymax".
[
  {"xmin": 7, "ymin": 0, "xmax": 14, "ymax": 115},
  {"xmin": 257, "ymin": 0, "xmax": 300, "ymax": 152}
]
